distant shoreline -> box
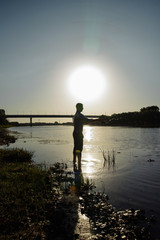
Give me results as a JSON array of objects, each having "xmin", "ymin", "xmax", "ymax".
[
  {"xmin": 2, "ymin": 105, "xmax": 160, "ymax": 128},
  {"xmin": 9, "ymin": 121, "xmax": 160, "ymax": 128}
]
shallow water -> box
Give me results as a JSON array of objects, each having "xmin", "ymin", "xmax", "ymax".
[{"xmin": 4, "ymin": 125, "xmax": 160, "ymax": 237}]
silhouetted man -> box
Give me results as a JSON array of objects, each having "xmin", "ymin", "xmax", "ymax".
[
  {"xmin": 73, "ymin": 103, "xmax": 89, "ymax": 171},
  {"xmin": 73, "ymin": 103, "xmax": 100, "ymax": 172}
]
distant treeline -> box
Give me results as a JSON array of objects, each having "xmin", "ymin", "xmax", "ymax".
[
  {"xmin": 1, "ymin": 106, "xmax": 160, "ymax": 127},
  {"xmin": 97, "ymin": 105, "xmax": 160, "ymax": 127}
]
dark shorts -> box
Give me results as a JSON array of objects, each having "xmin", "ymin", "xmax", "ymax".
[{"xmin": 73, "ymin": 132, "xmax": 83, "ymax": 153}]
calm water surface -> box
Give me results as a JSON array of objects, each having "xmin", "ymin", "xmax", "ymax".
[{"xmin": 5, "ymin": 126, "xmax": 160, "ymax": 236}]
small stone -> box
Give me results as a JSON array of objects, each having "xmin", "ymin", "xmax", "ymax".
[{"xmin": 121, "ymin": 235, "xmax": 127, "ymax": 239}]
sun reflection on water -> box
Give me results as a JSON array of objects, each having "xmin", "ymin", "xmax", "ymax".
[
  {"xmin": 82, "ymin": 127, "xmax": 102, "ymax": 177},
  {"xmin": 84, "ymin": 126, "xmax": 93, "ymax": 142},
  {"xmin": 82, "ymin": 153, "xmax": 101, "ymax": 177}
]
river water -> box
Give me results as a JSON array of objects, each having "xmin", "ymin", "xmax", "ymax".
[{"xmin": 4, "ymin": 126, "xmax": 160, "ymax": 237}]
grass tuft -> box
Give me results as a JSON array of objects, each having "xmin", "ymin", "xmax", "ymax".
[
  {"xmin": 0, "ymin": 161, "xmax": 60, "ymax": 239},
  {"xmin": 102, "ymin": 150, "xmax": 116, "ymax": 170},
  {"xmin": 0, "ymin": 148, "xmax": 33, "ymax": 163}
]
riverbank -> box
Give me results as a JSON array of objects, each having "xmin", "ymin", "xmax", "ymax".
[
  {"xmin": 0, "ymin": 147, "xmax": 95, "ymax": 239},
  {"xmin": 0, "ymin": 127, "xmax": 16, "ymax": 146},
  {"xmin": 0, "ymin": 151, "xmax": 153, "ymax": 239}
]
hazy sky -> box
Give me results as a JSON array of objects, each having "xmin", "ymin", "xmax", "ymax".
[{"xmin": 1, "ymin": 0, "xmax": 160, "ymax": 116}]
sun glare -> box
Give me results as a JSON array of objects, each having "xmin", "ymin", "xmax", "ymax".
[{"xmin": 68, "ymin": 66, "xmax": 106, "ymax": 102}]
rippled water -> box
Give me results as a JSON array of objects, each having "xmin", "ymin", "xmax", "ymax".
[{"xmin": 4, "ymin": 125, "xmax": 160, "ymax": 237}]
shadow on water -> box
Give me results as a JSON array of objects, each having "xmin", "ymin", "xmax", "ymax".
[
  {"xmin": 46, "ymin": 163, "xmax": 78, "ymax": 240},
  {"xmin": 74, "ymin": 170, "xmax": 84, "ymax": 190},
  {"xmin": 47, "ymin": 163, "xmax": 92, "ymax": 240}
]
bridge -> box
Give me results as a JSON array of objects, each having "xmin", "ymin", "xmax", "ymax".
[{"xmin": 6, "ymin": 114, "xmax": 100, "ymax": 126}]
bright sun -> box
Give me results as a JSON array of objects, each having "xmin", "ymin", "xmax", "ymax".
[{"xmin": 68, "ymin": 66, "xmax": 106, "ymax": 102}]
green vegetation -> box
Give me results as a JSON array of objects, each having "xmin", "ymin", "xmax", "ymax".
[
  {"xmin": 102, "ymin": 150, "xmax": 116, "ymax": 170},
  {"xmin": 0, "ymin": 149, "xmax": 63, "ymax": 240},
  {"xmin": 0, "ymin": 128, "xmax": 16, "ymax": 146},
  {"xmin": 99, "ymin": 105, "xmax": 160, "ymax": 127},
  {"xmin": 0, "ymin": 163, "xmax": 52, "ymax": 239},
  {"xmin": 0, "ymin": 109, "xmax": 8, "ymax": 125},
  {"xmin": 140, "ymin": 106, "xmax": 159, "ymax": 112},
  {"xmin": 0, "ymin": 148, "xmax": 33, "ymax": 163}
]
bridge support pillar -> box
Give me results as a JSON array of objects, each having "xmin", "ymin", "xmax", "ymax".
[{"xmin": 30, "ymin": 117, "xmax": 32, "ymax": 127}]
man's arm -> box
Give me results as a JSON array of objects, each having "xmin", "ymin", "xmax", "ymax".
[{"xmin": 82, "ymin": 115, "xmax": 102, "ymax": 125}]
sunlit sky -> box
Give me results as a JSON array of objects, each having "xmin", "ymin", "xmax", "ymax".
[{"xmin": 1, "ymin": 0, "xmax": 160, "ymax": 116}]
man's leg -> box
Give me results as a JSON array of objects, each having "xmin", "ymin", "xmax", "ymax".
[
  {"xmin": 73, "ymin": 133, "xmax": 83, "ymax": 171},
  {"xmin": 73, "ymin": 150, "xmax": 81, "ymax": 171},
  {"xmin": 77, "ymin": 151, "xmax": 81, "ymax": 171},
  {"xmin": 73, "ymin": 134, "xmax": 77, "ymax": 171},
  {"xmin": 73, "ymin": 152, "xmax": 77, "ymax": 171},
  {"xmin": 77, "ymin": 134, "xmax": 83, "ymax": 171},
  {"xmin": 73, "ymin": 146, "xmax": 77, "ymax": 171}
]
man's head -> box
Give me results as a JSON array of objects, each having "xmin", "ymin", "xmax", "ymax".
[{"xmin": 76, "ymin": 103, "xmax": 83, "ymax": 112}]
